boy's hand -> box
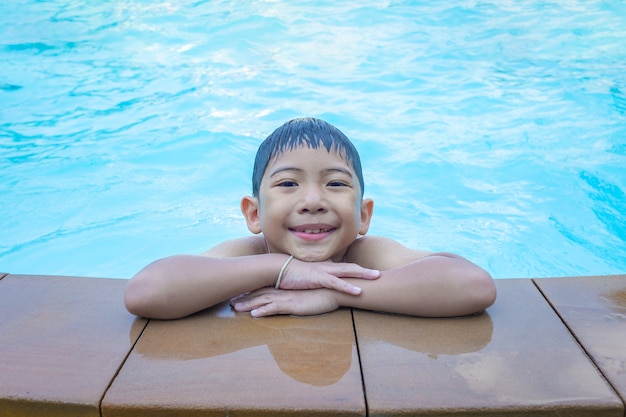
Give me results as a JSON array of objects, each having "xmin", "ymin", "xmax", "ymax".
[
  {"xmin": 231, "ymin": 287, "xmax": 339, "ymax": 317},
  {"xmin": 280, "ymin": 259, "xmax": 380, "ymax": 295}
]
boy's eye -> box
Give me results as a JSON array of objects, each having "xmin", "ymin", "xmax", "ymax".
[
  {"xmin": 328, "ymin": 181, "xmax": 348, "ymax": 187},
  {"xmin": 277, "ymin": 180, "xmax": 298, "ymax": 187}
]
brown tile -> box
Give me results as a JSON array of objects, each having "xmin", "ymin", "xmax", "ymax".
[
  {"xmin": 103, "ymin": 304, "xmax": 365, "ymax": 417},
  {"xmin": 534, "ymin": 275, "xmax": 626, "ymax": 407},
  {"xmin": 0, "ymin": 274, "xmax": 147, "ymax": 417},
  {"xmin": 354, "ymin": 279, "xmax": 623, "ymax": 417}
]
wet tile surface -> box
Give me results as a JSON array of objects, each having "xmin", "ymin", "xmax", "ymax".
[
  {"xmin": 534, "ymin": 275, "xmax": 626, "ymax": 408},
  {"xmin": 354, "ymin": 279, "xmax": 624, "ymax": 417},
  {"xmin": 102, "ymin": 304, "xmax": 365, "ymax": 417},
  {"xmin": 0, "ymin": 274, "xmax": 146, "ymax": 417}
]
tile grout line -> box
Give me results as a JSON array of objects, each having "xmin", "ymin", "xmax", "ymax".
[
  {"xmin": 350, "ymin": 309, "xmax": 369, "ymax": 417},
  {"xmin": 97, "ymin": 318, "xmax": 151, "ymax": 417},
  {"xmin": 530, "ymin": 278, "xmax": 626, "ymax": 412}
]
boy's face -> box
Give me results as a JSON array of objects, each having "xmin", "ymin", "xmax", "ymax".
[{"xmin": 242, "ymin": 146, "xmax": 373, "ymax": 262}]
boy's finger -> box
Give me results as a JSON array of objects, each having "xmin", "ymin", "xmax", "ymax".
[
  {"xmin": 332, "ymin": 265, "xmax": 380, "ymax": 279},
  {"xmin": 233, "ymin": 297, "xmax": 268, "ymax": 312},
  {"xmin": 329, "ymin": 277, "xmax": 362, "ymax": 295},
  {"xmin": 251, "ymin": 306, "xmax": 273, "ymax": 317},
  {"xmin": 251, "ymin": 299, "xmax": 291, "ymax": 317},
  {"xmin": 232, "ymin": 301, "xmax": 253, "ymax": 312}
]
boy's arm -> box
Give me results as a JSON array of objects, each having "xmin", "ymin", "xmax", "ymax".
[
  {"xmin": 334, "ymin": 252, "xmax": 496, "ymax": 317},
  {"xmin": 340, "ymin": 235, "xmax": 496, "ymax": 316},
  {"xmin": 125, "ymin": 253, "xmax": 290, "ymax": 319},
  {"xmin": 124, "ymin": 237, "xmax": 379, "ymax": 319}
]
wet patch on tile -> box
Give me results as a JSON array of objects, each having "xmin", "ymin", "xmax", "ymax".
[
  {"xmin": 354, "ymin": 279, "xmax": 623, "ymax": 417},
  {"xmin": 102, "ymin": 304, "xmax": 364, "ymax": 417}
]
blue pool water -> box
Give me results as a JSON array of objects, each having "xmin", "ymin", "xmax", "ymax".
[{"xmin": 1, "ymin": 1, "xmax": 625, "ymax": 279}]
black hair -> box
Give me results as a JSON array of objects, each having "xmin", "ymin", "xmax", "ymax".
[{"xmin": 252, "ymin": 118, "xmax": 364, "ymax": 197}]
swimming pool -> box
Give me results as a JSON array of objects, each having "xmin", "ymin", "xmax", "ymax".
[{"xmin": 1, "ymin": 1, "xmax": 625, "ymax": 279}]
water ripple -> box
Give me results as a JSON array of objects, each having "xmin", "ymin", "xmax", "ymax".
[{"xmin": 1, "ymin": 0, "xmax": 625, "ymax": 278}]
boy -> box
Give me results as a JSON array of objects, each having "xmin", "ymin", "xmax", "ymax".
[{"xmin": 125, "ymin": 118, "xmax": 496, "ymax": 319}]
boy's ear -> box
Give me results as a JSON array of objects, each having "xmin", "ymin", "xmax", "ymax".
[
  {"xmin": 358, "ymin": 198, "xmax": 374, "ymax": 235},
  {"xmin": 241, "ymin": 196, "xmax": 262, "ymax": 234}
]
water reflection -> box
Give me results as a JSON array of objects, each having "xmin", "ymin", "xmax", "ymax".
[
  {"xmin": 358, "ymin": 280, "xmax": 624, "ymax": 408},
  {"xmin": 601, "ymin": 288, "xmax": 626, "ymax": 311},
  {"xmin": 600, "ymin": 288, "xmax": 626, "ymax": 325},
  {"xmin": 355, "ymin": 311, "xmax": 493, "ymax": 358},
  {"xmin": 131, "ymin": 304, "xmax": 495, "ymax": 387},
  {"xmin": 132, "ymin": 303, "xmax": 354, "ymax": 386}
]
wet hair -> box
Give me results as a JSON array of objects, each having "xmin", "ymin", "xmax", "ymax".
[{"xmin": 252, "ymin": 118, "xmax": 364, "ymax": 197}]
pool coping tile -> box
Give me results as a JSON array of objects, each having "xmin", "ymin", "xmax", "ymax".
[
  {"xmin": 353, "ymin": 278, "xmax": 624, "ymax": 417},
  {"xmin": 533, "ymin": 275, "xmax": 626, "ymax": 411},
  {"xmin": 2, "ymin": 274, "xmax": 625, "ymax": 416},
  {"xmin": 102, "ymin": 304, "xmax": 365, "ymax": 417},
  {"xmin": 0, "ymin": 274, "xmax": 147, "ymax": 417}
]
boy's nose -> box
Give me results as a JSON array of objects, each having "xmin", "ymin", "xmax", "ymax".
[{"xmin": 299, "ymin": 186, "xmax": 328, "ymax": 213}]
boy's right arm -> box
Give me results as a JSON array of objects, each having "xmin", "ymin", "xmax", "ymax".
[
  {"xmin": 125, "ymin": 253, "xmax": 292, "ymax": 319},
  {"xmin": 124, "ymin": 237, "xmax": 379, "ymax": 319}
]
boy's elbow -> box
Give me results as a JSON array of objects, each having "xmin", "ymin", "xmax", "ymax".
[
  {"xmin": 467, "ymin": 267, "xmax": 497, "ymax": 313},
  {"xmin": 124, "ymin": 266, "xmax": 167, "ymax": 319},
  {"xmin": 124, "ymin": 275, "xmax": 153, "ymax": 318}
]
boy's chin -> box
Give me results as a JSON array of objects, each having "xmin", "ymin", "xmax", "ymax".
[
  {"xmin": 293, "ymin": 254, "xmax": 328, "ymax": 262},
  {"xmin": 292, "ymin": 250, "xmax": 345, "ymax": 263}
]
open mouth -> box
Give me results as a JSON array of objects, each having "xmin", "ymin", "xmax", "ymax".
[
  {"xmin": 289, "ymin": 226, "xmax": 336, "ymax": 238},
  {"xmin": 291, "ymin": 227, "xmax": 334, "ymax": 234}
]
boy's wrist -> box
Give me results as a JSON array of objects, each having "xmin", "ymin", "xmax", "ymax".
[
  {"xmin": 263, "ymin": 253, "xmax": 295, "ymax": 288},
  {"xmin": 274, "ymin": 255, "xmax": 294, "ymax": 289},
  {"xmin": 327, "ymin": 287, "xmax": 346, "ymax": 309}
]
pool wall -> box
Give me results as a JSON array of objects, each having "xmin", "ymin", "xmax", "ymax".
[{"xmin": 0, "ymin": 272, "xmax": 625, "ymax": 416}]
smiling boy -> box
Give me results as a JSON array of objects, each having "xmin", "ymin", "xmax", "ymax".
[{"xmin": 124, "ymin": 118, "xmax": 496, "ymax": 319}]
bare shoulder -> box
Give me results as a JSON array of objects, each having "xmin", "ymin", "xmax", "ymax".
[
  {"xmin": 201, "ymin": 235, "xmax": 267, "ymax": 257},
  {"xmin": 344, "ymin": 235, "xmax": 432, "ymax": 270}
]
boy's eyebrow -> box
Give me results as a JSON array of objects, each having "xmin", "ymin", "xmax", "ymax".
[
  {"xmin": 269, "ymin": 167, "xmax": 303, "ymax": 177},
  {"xmin": 269, "ymin": 167, "xmax": 354, "ymax": 177},
  {"xmin": 324, "ymin": 167, "xmax": 354, "ymax": 177}
]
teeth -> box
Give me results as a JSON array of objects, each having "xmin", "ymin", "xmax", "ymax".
[{"xmin": 303, "ymin": 228, "xmax": 330, "ymax": 234}]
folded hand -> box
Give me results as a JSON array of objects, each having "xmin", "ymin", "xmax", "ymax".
[
  {"xmin": 279, "ymin": 258, "xmax": 379, "ymax": 295},
  {"xmin": 231, "ymin": 287, "xmax": 341, "ymax": 317}
]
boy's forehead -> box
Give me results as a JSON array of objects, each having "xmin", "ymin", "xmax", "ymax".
[{"xmin": 267, "ymin": 145, "xmax": 354, "ymax": 171}]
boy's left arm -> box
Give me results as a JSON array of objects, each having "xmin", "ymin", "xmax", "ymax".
[
  {"xmin": 335, "ymin": 252, "xmax": 496, "ymax": 317},
  {"xmin": 336, "ymin": 235, "xmax": 496, "ymax": 316}
]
